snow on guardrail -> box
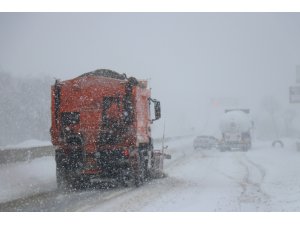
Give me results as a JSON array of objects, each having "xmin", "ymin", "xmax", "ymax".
[
  {"xmin": 0, "ymin": 135, "xmax": 193, "ymax": 164},
  {"xmin": 0, "ymin": 146, "xmax": 55, "ymax": 164}
]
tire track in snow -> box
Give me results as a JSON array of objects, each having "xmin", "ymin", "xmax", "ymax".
[
  {"xmin": 89, "ymin": 149, "xmax": 216, "ymax": 211},
  {"xmin": 0, "ymin": 185, "xmax": 135, "ymax": 212},
  {"xmin": 0, "ymin": 190, "xmax": 59, "ymax": 211},
  {"xmin": 236, "ymin": 153, "xmax": 271, "ymax": 211},
  {"xmin": 85, "ymin": 177, "xmax": 187, "ymax": 211},
  {"xmin": 65, "ymin": 187, "xmax": 134, "ymax": 212},
  {"xmin": 0, "ymin": 141, "xmax": 214, "ymax": 211},
  {"xmin": 94, "ymin": 150, "xmax": 216, "ymax": 211}
]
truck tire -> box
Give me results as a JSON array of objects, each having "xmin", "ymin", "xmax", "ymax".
[
  {"xmin": 135, "ymin": 164, "xmax": 145, "ymax": 187},
  {"xmin": 132, "ymin": 153, "xmax": 146, "ymax": 187},
  {"xmin": 56, "ymin": 149, "xmax": 87, "ymax": 190},
  {"xmin": 55, "ymin": 151, "xmax": 70, "ymax": 190},
  {"xmin": 118, "ymin": 168, "xmax": 130, "ymax": 187},
  {"xmin": 71, "ymin": 175, "xmax": 91, "ymax": 190},
  {"xmin": 56, "ymin": 164, "xmax": 66, "ymax": 190},
  {"xmin": 67, "ymin": 146, "xmax": 87, "ymax": 190}
]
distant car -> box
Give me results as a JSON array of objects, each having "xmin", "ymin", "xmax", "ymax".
[{"xmin": 193, "ymin": 136, "xmax": 218, "ymax": 150}]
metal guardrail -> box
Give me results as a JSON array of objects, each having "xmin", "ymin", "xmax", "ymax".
[
  {"xmin": 0, "ymin": 146, "xmax": 55, "ymax": 164},
  {"xmin": 0, "ymin": 135, "xmax": 192, "ymax": 165}
]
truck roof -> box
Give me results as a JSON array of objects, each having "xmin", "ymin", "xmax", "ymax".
[
  {"xmin": 220, "ymin": 110, "xmax": 252, "ymax": 133},
  {"xmin": 78, "ymin": 69, "xmax": 127, "ymax": 80}
]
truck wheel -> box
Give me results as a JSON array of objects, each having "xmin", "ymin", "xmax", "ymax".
[
  {"xmin": 118, "ymin": 167, "xmax": 132, "ymax": 187},
  {"xmin": 55, "ymin": 150, "xmax": 76, "ymax": 190},
  {"xmin": 144, "ymin": 159, "xmax": 151, "ymax": 181},
  {"xmin": 133, "ymin": 154, "xmax": 145, "ymax": 187},
  {"xmin": 56, "ymin": 165, "xmax": 66, "ymax": 190},
  {"xmin": 65, "ymin": 146, "xmax": 85, "ymax": 190},
  {"xmin": 135, "ymin": 167, "xmax": 145, "ymax": 187},
  {"xmin": 56, "ymin": 154, "xmax": 70, "ymax": 190},
  {"xmin": 71, "ymin": 175, "xmax": 91, "ymax": 190}
]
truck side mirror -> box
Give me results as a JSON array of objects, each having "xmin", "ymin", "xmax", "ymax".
[
  {"xmin": 149, "ymin": 98, "xmax": 161, "ymax": 122},
  {"xmin": 154, "ymin": 101, "xmax": 161, "ymax": 120}
]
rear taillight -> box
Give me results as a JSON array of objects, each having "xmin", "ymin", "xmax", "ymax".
[{"xmin": 122, "ymin": 149, "xmax": 129, "ymax": 157}]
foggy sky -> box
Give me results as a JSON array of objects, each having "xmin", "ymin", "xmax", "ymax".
[{"xmin": 1, "ymin": 13, "xmax": 300, "ymax": 138}]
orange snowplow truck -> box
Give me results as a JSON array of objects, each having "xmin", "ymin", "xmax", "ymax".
[{"xmin": 50, "ymin": 69, "xmax": 164, "ymax": 189}]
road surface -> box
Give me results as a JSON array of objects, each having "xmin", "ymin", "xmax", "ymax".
[{"xmin": 1, "ymin": 137, "xmax": 300, "ymax": 211}]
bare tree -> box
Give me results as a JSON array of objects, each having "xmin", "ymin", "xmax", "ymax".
[
  {"xmin": 261, "ymin": 96, "xmax": 281, "ymax": 139},
  {"xmin": 283, "ymin": 108, "xmax": 297, "ymax": 137}
]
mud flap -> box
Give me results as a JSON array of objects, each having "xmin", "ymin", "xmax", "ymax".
[{"xmin": 56, "ymin": 148, "xmax": 89, "ymax": 191}]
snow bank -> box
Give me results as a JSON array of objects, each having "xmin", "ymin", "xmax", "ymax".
[
  {"xmin": 1, "ymin": 139, "xmax": 51, "ymax": 150},
  {"xmin": 0, "ymin": 156, "xmax": 56, "ymax": 203}
]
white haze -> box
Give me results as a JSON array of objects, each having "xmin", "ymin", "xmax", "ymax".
[{"xmin": 0, "ymin": 13, "xmax": 300, "ymax": 144}]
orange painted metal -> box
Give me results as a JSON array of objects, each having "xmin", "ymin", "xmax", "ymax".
[{"xmin": 50, "ymin": 71, "xmax": 151, "ymax": 164}]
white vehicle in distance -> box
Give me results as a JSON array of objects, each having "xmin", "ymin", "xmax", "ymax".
[{"xmin": 193, "ymin": 135, "xmax": 219, "ymax": 150}]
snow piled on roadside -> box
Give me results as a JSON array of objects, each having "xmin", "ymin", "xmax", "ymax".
[
  {"xmin": 1, "ymin": 139, "xmax": 52, "ymax": 150},
  {"xmin": 0, "ymin": 156, "xmax": 56, "ymax": 203}
]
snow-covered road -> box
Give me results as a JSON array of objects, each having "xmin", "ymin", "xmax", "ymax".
[{"xmin": 1, "ymin": 137, "xmax": 300, "ymax": 211}]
